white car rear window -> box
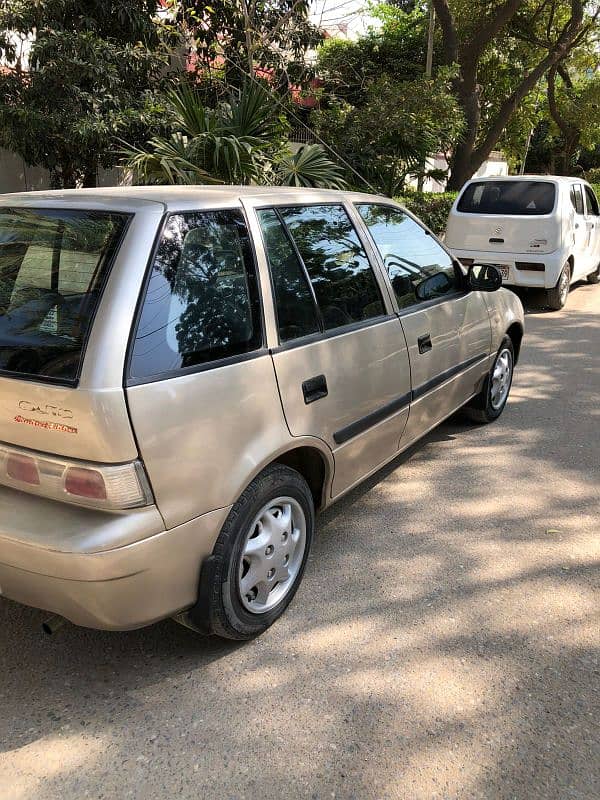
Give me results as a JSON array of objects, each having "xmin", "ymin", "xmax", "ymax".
[{"xmin": 457, "ymin": 181, "xmax": 556, "ymax": 215}]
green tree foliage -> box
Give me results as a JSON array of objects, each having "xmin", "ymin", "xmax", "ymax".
[
  {"xmin": 507, "ymin": 8, "xmax": 600, "ymax": 175},
  {"xmin": 122, "ymin": 80, "xmax": 346, "ymax": 188},
  {"xmin": 395, "ymin": 190, "xmax": 458, "ymax": 235},
  {"xmin": 172, "ymin": 0, "xmax": 322, "ymax": 89},
  {"xmin": 0, "ymin": 1, "xmax": 169, "ymax": 188},
  {"xmin": 316, "ymin": 4, "xmax": 428, "ymax": 105},
  {"xmin": 432, "ymin": 0, "xmax": 598, "ymax": 189},
  {"xmin": 314, "ymin": 7, "xmax": 464, "ymax": 194}
]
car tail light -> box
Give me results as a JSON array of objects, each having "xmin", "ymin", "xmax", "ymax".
[
  {"xmin": 65, "ymin": 467, "xmax": 107, "ymax": 501},
  {"xmin": 6, "ymin": 453, "xmax": 40, "ymax": 485},
  {"xmin": 0, "ymin": 444, "xmax": 153, "ymax": 510}
]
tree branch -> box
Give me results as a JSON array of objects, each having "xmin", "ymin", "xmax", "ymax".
[
  {"xmin": 464, "ymin": 0, "xmax": 525, "ymax": 64},
  {"xmin": 556, "ymin": 62, "xmax": 573, "ymax": 89},
  {"xmin": 547, "ymin": 64, "xmax": 573, "ymax": 139},
  {"xmin": 472, "ymin": 0, "xmax": 585, "ymax": 165},
  {"xmin": 431, "ymin": 0, "xmax": 458, "ymax": 65}
]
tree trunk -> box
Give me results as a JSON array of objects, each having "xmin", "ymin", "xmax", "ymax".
[
  {"xmin": 446, "ymin": 74, "xmax": 481, "ymax": 190},
  {"xmin": 446, "ymin": 148, "xmax": 476, "ymax": 191},
  {"xmin": 82, "ymin": 168, "xmax": 97, "ymax": 188},
  {"xmin": 547, "ymin": 64, "xmax": 580, "ymax": 176},
  {"xmin": 49, "ymin": 169, "xmax": 62, "ymax": 190}
]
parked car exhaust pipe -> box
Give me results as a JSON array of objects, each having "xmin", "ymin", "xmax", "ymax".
[{"xmin": 42, "ymin": 615, "xmax": 66, "ymax": 636}]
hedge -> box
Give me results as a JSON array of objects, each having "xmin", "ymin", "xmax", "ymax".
[
  {"xmin": 396, "ymin": 182, "xmax": 600, "ymax": 237},
  {"xmin": 395, "ymin": 191, "xmax": 458, "ymax": 236}
]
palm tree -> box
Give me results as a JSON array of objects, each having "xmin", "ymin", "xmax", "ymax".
[{"xmin": 122, "ymin": 82, "xmax": 346, "ymax": 189}]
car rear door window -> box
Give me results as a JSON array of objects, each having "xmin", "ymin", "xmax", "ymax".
[
  {"xmin": 584, "ymin": 186, "xmax": 600, "ymax": 216},
  {"xmin": 257, "ymin": 209, "xmax": 321, "ymax": 342},
  {"xmin": 356, "ymin": 204, "xmax": 459, "ymax": 309},
  {"xmin": 129, "ymin": 210, "xmax": 262, "ymax": 380},
  {"xmin": 570, "ymin": 185, "xmax": 585, "ymax": 215},
  {"xmin": 275, "ymin": 204, "xmax": 385, "ymax": 331}
]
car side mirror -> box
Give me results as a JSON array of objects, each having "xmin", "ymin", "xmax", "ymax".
[
  {"xmin": 415, "ymin": 271, "xmax": 453, "ymax": 302},
  {"xmin": 468, "ymin": 263, "xmax": 503, "ymax": 292}
]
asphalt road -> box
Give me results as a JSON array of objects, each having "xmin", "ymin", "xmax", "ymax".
[{"xmin": 1, "ymin": 283, "xmax": 599, "ymax": 800}]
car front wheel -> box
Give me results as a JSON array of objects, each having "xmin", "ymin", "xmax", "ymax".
[
  {"xmin": 195, "ymin": 464, "xmax": 314, "ymax": 640},
  {"xmin": 464, "ymin": 336, "xmax": 514, "ymax": 424}
]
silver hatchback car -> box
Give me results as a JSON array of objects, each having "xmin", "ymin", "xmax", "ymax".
[{"xmin": 0, "ymin": 187, "xmax": 524, "ymax": 639}]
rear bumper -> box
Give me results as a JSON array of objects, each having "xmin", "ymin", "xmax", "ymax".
[
  {"xmin": 451, "ymin": 248, "xmax": 565, "ymax": 289},
  {"xmin": 0, "ymin": 487, "xmax": 230, "ymax": 629}
]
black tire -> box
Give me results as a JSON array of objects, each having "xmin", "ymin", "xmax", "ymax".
[
  {"xmin": 587, "ymin": 264, "xmax": 600, "ymax": 284},
  {"xmin": 546, "ymin": 262, "xmax": 571, "ymax": 310},
  {"xmin": 200, "ymin": 464, "xmax": 314, "ymax": 640},
  {"xmin": 464, "ymin": 335, "xmax": 515, "ymax": 424}
]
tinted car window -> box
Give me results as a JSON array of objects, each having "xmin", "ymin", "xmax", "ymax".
[
  {"xmin": 0, "ymin": 207, "xmax": 128, "ymax": 382},
  {"xmin": 130, "ymin": 211, "xmax": 262, "ymax": 380},
  {"xmin": 357, "ymin": 204, "xmax": 459, "ymax": 309},
  {"xmin": 277, "ymin": 205, "xmax": 385, "ymax": 331},
  {"xmin": 257, "ymin": 209, "xmax": 321, "ymax": 342},
  {"xmin": 584, "ymin": 186, "xmax": 600, "ymax": 216},
  {"xmin": 457, "ymin": 181, "xmax": 556, "ymax": 215},
  {"xmin": 570, "ymin": 185, "xmax": 585, "ymax": 215}
]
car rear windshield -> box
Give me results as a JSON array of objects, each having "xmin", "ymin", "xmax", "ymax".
[
  {"xmin": 0, "ymin": 207, "xmax": 128, "ymax": 383},
  {"xmin": 457, "ymin": 181, "xmax": 556, "ymax": 215}
]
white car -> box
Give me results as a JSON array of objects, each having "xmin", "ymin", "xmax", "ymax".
[{"xmin": 445, "ymin": 175, "xmax": 600, "ymax": 310}]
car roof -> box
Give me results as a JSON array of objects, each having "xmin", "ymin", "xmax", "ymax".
[
  {"xmin": 0, "ymin": 185, "xmax": 393, "ymax": 213},
  {"xmin": 466, "ymin": 175, "xmax": 587, "ymax": 185}
]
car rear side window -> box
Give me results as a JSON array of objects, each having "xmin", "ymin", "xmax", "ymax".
[
  {"xmin": 274, "ymin": 204, "xmax": 385, "ymax": 331},
  {"xmin": 0, "ymin": 207, "xmax": 128, "ymax": 383},
  {"xmin": 129, "ymin": 210, "xmax": 262, "ymax": 381},
  {"xmin": 257, "ymin": 209, "xmax": 321, "ymax": 342},
  {"xmin": 570, "ymin": 185, "xmax": 585, "ymax": 215},
  {"xmin": 457, "ymin": 181, "xmax": 556, "ymax": 215}
]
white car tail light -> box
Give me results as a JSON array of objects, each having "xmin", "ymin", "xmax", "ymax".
[{"xmin": 0, "ymin": 443, "xmax": 153, "ymax": 510}]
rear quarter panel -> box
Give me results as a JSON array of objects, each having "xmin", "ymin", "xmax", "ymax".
[{"xmin": 0, "ymin": 204, "xmax": 164, "ymax": 463}]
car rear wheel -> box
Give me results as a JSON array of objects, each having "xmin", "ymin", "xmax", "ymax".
[
  {"xmin": 196, "ymin": 464, "xmax": 314, "ymax": 640},
  {"xmin": 464, "ymin": 336, "xmax": 514, "ymax": 424},
  {"xmin": 547, "ymin": 263, "xmax": 571, "ymax": 310}
]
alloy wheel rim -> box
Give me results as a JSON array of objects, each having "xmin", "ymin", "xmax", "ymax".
[
  {"xmin": 238, "ymin": 497, "xmax": 307, "ymax": 614},
  {"xmin": 490, "ymin": 348, "xmax": 513, "ymax": 410}
]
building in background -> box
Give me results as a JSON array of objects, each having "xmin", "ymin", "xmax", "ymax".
[{"xmin": 409, "ymin": 151, "xmax": 509, "ymax": 193}]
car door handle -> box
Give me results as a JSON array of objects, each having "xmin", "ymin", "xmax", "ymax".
[
  {"xmin": 418, "ymin": 334, "xmax": 432, "ymax": 354},
  {"xmin": 302, "ymin": 374, "xmax": 328, "ymax": 404}
]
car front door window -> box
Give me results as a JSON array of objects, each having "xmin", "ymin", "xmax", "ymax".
[{"xmin": 355, "ymin": 204, "xmax": 460, "ymax": 310}]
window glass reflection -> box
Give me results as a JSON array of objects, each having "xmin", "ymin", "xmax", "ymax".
[
  {"xmin": 278, "ymin": 205, "xmax": 385, "ymax": 330},
  {"xmin": 131, "ymin": 211, "xmax": 262, "ymax": 379},
  {"xmin": 357, "ymin": 204, "xmax": 458, "ymax": 309},
  {"xmin": 257, "ymin": 209, "xmax": 321, "ymax": 342}
]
